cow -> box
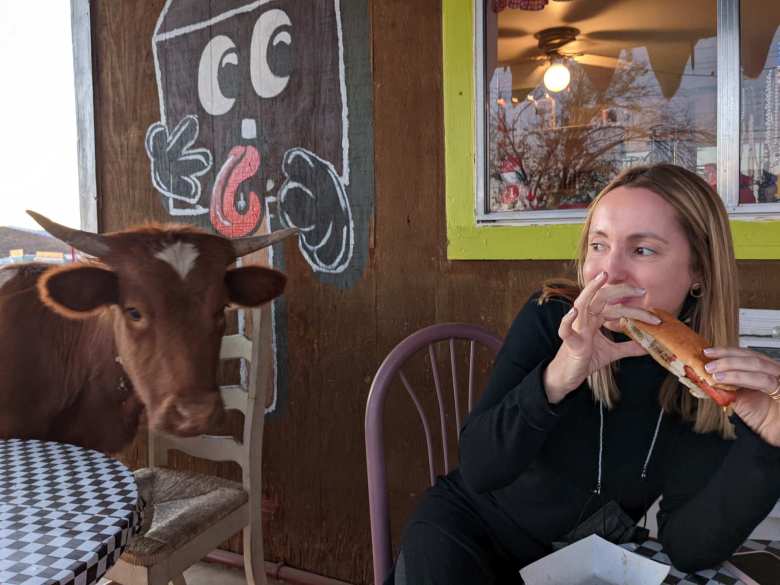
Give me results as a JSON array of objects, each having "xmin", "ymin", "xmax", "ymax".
[{"xmin": 0, "ymin": 211, "xmax": 297, "ymax": 454}]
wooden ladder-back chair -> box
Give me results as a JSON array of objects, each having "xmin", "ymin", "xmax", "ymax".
[{"xmin": 106, "ymin": 306, "xmax": 271, "ymax": 585}]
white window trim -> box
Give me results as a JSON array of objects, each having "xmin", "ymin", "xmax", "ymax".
[
  {"xmin": 475, "ymin": 0, "xmax": 780, "ymax": 225},
  {"xmin": 71, "ymin": 0, "xmax": 98, "ymax": 233},
  {"xmin": 739, "ymin": 308, "xmax": 780, "ymax": 349}
]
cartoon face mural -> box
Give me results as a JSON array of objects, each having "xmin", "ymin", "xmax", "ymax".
[{"xmin": 147, "ymin": 0, "xmax": 355, "ymax": 274}]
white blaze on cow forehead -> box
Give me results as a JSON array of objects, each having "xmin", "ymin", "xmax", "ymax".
[{"xmin": 154, "ymin": 241, "xmax": 200, "ymax": 279}]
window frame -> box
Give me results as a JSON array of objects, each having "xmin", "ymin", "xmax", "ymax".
[
  {"xmin": 443, "ymin": 0, "xmax": 780, "ymax": 259},
  {"xmin": 740, "ymin": 308, "xmax": 780, "ymax": 351},
  {"xmin": 71, "ymin": 0, "xmax": 98, "ymax": 233}
]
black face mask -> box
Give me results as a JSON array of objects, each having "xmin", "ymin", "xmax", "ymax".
[{"xmin": 552, "ymin": 500, "xmax": 650, "ymax": 551}]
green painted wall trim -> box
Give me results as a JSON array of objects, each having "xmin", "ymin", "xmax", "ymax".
[{"xmin": 442, "ymin": 0, "xmax": 780, "ymax": 260}]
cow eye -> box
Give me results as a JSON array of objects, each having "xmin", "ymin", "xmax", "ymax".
[{"xmin": 125, "ymin": 307, "xmax": 142, "ymax": 321}]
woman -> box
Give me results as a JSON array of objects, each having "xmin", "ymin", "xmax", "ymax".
[{"xmin": 391, "ymin": 163, "xmax": 780, "ymax": 585}]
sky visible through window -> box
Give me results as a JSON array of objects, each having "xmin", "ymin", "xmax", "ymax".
[{"xmin": 0, "ymin": 1, "xmax": 81, "ymax": 231}]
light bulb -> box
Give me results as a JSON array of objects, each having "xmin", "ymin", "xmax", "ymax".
[{"xmin": 543, "ymin": 63, "xmax": 571, "ymax": 93}]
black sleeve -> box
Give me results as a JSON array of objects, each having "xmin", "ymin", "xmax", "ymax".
[
  {"xmin": 458, "ymin": 294, "xmax": 580, "ymax": 493},
  {"xmin": 657, "ymin": 415, "xmax": 780, "ymax": 573}
]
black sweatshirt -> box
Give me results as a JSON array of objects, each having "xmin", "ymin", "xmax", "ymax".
[{"xmin": 455, "ymin": 294, "xmax": 780, "ymax": 573}]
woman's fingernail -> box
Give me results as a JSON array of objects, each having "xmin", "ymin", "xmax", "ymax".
[
  {"xmin": 704, "ymin": 362, "xmax": 716, "ymax": 372},
  {"xmin": 636, "ymin": 288, "xmax": 646, "ymax": 295},
  {"xmin": 652, "ymin": 317, "xmax": 661, "ymax": 324},
  {"xmin": 598, "ymin": 271, "xmax": 607, "ymax": 279},
  {"xmin": 713, "ymin": 372, "xmax": 725, "ymax": 381},
  {"xmin": 703, "ymin": 348, "xmax": 715, "ymax": 356}
]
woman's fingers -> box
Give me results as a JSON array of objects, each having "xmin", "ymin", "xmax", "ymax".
[
  {"xmin": 609, "ymin": 339, "xmax": 648, "ymax": 360},
  {"xmin": 702, "ymin": 348, "xmax": 780, "ymax": 397},
  {"xmin": 587, "ymin": 283, "xmax": 647, "ymax": 318},
  {"xmin": 704, "ymin": 354, "xmax": 776, "ymax": 375},
  {"xmin": 573, "ymin": 272, "xmax": 608, "ymax": 320},
  {"xmin": 706, "ymin": 369, "xmax": 778, "ymax": 393},
  {"xmin": 558, "ymin": 307, "xmax": 578, "ymax": 339},
  {"xmin": 704, "ymin": 346, "xmax": 770, "ymax": 359},
  {"xmin": 558, "ymin": 306, "xmax": 588, "ymax": 353},
  {"xmin": 601, "ymin": 304, "xmax": 661, "ymax": 325}
]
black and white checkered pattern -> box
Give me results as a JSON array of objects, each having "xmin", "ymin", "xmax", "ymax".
[
  {"xmin": 0, "ymin": 439, "xmax": 142, "ymax": 585},
  {"xmin": 625, "ymin": 538, "xmax": 780, "ymax": 584}
]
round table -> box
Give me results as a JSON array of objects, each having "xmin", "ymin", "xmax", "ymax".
[
  {"xmin": 626, "ymin": 537, "xmax": 780, "ymax": 584},
  {"xmin": 0, "ymin": 439, "xmax": 142, "ymax": 585}
]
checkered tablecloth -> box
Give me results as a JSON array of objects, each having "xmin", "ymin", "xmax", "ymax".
[
  {"xmin": 0, "ymin": 439, "xmax": 143, "ymax": 585},
  {"xmin": 625, "ymin": 538, "xmax": 780, "ymax": 584}
]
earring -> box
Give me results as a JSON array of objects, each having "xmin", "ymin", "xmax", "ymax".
[{"xmin": 689, "ymin": 282, "xmax": 704, "ymax": 298}]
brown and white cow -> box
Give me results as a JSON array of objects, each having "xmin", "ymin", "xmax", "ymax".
[{"xmin": 0, "ymin": 211, "xmax": 296, "ymax": 454}]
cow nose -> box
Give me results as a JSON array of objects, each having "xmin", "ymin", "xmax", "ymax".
[{"xmin": 172, "ymin": 393, "xmax": 224, "ymax": 435}]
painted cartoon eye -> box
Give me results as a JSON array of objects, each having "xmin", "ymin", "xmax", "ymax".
[
  {"xmin": 198, "ymin": 35, "xmax": 238, "ymax": 116},
  {"xmin": 250, "ymin": 9, "xmax": 292, "ymax": 99}
]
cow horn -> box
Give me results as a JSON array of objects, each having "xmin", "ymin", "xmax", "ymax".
[
  {"xmin": 26, "ymin": 210, "xmax": 111, "ymax": 257},
  {"xmin": 231, "ymin": 227, "xmax": 299, "ymax": 258}
]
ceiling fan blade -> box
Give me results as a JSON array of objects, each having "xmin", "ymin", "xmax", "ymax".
[
  {"xmin": 498, "ymin": 26, "xmax": 530, "ymax": 39},
  {"xmin": 499, "ymin": 56, "xmax": 546, "ymax": 69},
  {"xmin": 560, "ymin": 0, "xmax": 615, "ymax": 24},
  {"xmin": 740, "ymin": 5, "xmax": 780, "ymax": 79},
  {"xmin": 574, "ymin": 53, "xmax": 621, "ymax": 69},
  {"xmin": 498, "ymin": 46, "xmax": 546, "ymax": 65},
  {"xmin": 585, "ymin": 28, "xmax": 715, "ymax": 44}
]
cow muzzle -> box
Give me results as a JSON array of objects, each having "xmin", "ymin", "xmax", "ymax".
[{"xmin": 155, "ymin": 392, "xmax": 225, "ymax": 437}]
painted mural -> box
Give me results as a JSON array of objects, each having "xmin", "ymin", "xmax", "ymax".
[{"xmin": 145, "ymin": 0, "xmax": 373, "ymax": 411}]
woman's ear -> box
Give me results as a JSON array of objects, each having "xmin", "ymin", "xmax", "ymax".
[{"xmin": 225, "ymin": 266, "xmax": 287, "ymax": 307}]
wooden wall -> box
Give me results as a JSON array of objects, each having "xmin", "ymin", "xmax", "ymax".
[{"xmin": 90, "ymin": 1, "xmax": 780, "ymax": 583}]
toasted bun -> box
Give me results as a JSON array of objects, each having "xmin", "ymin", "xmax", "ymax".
[{"xmin": 620, "ymin": 309, "xmax": 737, "ymax": 406}]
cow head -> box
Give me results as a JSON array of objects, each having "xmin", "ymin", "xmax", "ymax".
[{"xmin": 27, "ymin": 211, "xmax": 296, "ymax": 437}]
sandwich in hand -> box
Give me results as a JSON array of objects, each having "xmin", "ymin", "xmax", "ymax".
[{"xmin": 620, "ymin": 309, "xmax": 737, "ymax": 407}]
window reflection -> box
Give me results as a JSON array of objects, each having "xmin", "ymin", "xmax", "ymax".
[
  {"xmin": 739, "ymin": 1, "xmax": 780, "ymax": 205},
  {"xmin": 487, "ymin": 0, "xmax": 717, "ymax": 213}
]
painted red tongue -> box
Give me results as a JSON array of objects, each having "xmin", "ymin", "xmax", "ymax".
[{"xmin": 210, "ymin": 145, "xmax": 263, "ymax": 238}]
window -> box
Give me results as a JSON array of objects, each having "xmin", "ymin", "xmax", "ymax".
[
  {"xmin": 739, "ymin": 0, "xmax": 780, "ymax": 211},
  {"xmin": 484, "ymin": 1, "xmax": 717, "ymax": 220},
  {"xmin": 442, "ymin": 0, "xmax": 780, "ymax": 259},
  {"xmin": 739, "ymin": 308, "xmax": 780, "ymax": 358},
  {"xmin": 0, "ymin": 0, "xmax": 96, "ymax": 265}
]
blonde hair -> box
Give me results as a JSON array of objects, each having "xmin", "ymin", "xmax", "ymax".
[{"xmin": 542, "ymin": 163, "xmax": 738, "ymax": 437}]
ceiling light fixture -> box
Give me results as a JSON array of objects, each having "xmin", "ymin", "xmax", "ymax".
[{"xmin": 543, "ymin": 62, "xmax": 570, "ymax": 93}]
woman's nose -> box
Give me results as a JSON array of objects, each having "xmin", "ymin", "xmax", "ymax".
[{"xmin": 603, "ymin": 250, "xmax": 628, "ymax": 282}]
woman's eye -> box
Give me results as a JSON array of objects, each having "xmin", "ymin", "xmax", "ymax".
[
  {"xmin": 125, "ymin": 307, "xmax": 142, "ymax": 321},
  {"xmin": 634, "ymin": 246, "xmax": 656, "ymax": 256},
  {"xmin": 589, "ymin": 242, "xmax": 605, "ymax": 252}
]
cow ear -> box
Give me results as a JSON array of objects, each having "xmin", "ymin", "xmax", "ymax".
[
  {"xmin": 38, "ymin": 264, "xmax": 119, "ymax": 319},
  {"xmin": 225, "ymin": 266, "xmax": 287, "ymax": 307}
]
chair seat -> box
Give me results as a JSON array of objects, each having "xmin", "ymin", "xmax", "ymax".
[{"xmin": 123, "ymin": 467, "xmax": 248, "ymax": 567}]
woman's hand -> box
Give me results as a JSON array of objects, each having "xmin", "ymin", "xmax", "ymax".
[
  {"xmin": 701, "ymin": 347, "xmax": 780, "ymax": 447},
  {"xmin": 543, "ymin": 271, "xmax": 661, "ymax": 404}
]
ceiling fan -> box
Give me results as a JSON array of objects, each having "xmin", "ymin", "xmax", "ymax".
[
  {"xmin": 496, "ymin": 0, "xmax": 720, "ymax": 99},
  {"xmin": 496, "ymin": 0, "xmax": 780, "ymax": 100},
  {"xmin": 506, "ymin": 26, "xmax": 623, "ymax": 94}
]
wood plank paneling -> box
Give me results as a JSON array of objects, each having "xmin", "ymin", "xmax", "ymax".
[{"xmin": 90, "ymin": 1, "xmax": 780, "ymax": 584}]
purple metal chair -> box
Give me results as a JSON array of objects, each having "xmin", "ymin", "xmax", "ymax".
[{"xmin": 365, "ymin": 323, "xmax": 503, "ymax": 585}]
